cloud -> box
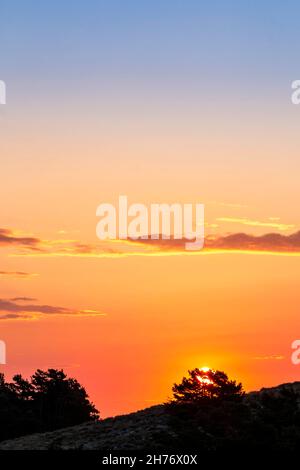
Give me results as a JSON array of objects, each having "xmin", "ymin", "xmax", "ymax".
[
  {"xmin": 122, "ymin": 231, "xmax": 300, "ymax": 255},
  {"xmin": 0, "ymin": 298, "xmax": 107, "ymax": 321},
  {"xmin": 3, "ymin": 225, "xmax": 300, "ymax": 259},
  {"xmin": 12, "ymin": 231, "xmax": 300, "ymax": 257},
  {"xmin": 209, "ymin": 201, "xmax": 249, "ymax": 209},
  {"xmin": 9, "ymin": 297, "xmax": 37, "ymax": 302},
  {"xmin": 0, "ymin": 271, "xmax": 37, "ymax": 279},
  {"xmin": 253, "ymin": 355, "xmax": 285, "ymax": 361},
  {"xmin": 216, "ymin": 217, "xmax": 295, "ymax": 231},
  {"xmin": 0, "ymin": 313, "xmax": 32, "ymax": 320},
  {"xmin": 206, "ymin": 231, "xmax": 300, "ymax": 253},
  {"xmin": 0, "ymin": 228, "xmax": 41, "ymax": 248},
  {"xmin": 144, "ymin": 230, "xmax": 298, "ymax": 255}
]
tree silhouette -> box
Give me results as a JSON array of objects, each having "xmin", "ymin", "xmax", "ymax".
[
  {"xmin": 0, "ymin": 368, "xmax": 99, "ymax": 440},
  {"xmin": 171, "ymin": 368, "xmax": 244, "ymax": 403}
]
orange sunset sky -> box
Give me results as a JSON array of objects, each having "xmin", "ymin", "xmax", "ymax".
[{"xmin": 1, "ymin": 1, "xmax": 300, "ymax": 416}]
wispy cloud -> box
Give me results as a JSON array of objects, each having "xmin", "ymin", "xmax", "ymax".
[
  {"xmin": 120, "ymin": 231, "xmax": 300, "ymax": 256},
  {"xmin": 9, "ymin": 297, "xmax": 37, "ymax": 302},
  {"xmin": 3, "ymin": 226, "xmax": 300, "ymax": 259},
  {"xmin": 253, "ymin": 355, "xmax": 285, "ymax": 361},
  {"xmin": 205, "ymin": 231, "xmax": 300, "ymax": 253},
  {"xmin": 0, "ymin": 271, "xmax": 37, "ymax": 279},
  {"xmin": 0, "ymin": 298, "xmax": 107, "ymax": 321},
  {"xmin": 0, "ymin": 228, "xmax": 41, "ymax": 248},
  {"xmin": 209, "ymin": 201, "xmax": 249, "ymax": 209},
  {"xmin": 216, "ymin": 217, "xmax": 295, "ymax": 232}
]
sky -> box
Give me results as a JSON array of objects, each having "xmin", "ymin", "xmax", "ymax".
[{"xmin": 1, "ymin": 0, "xmax": 300, "ymax": 417}]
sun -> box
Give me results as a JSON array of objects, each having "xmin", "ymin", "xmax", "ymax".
[{"xmin": 196, "ymin": 366, "xmax": 213, "ymax": 385}]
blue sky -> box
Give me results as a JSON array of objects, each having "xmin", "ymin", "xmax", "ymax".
[
  {"xmin": 1, "ymin": 0, "xmax": 300, "ymax": 110},
  {"xmin": 1, "ymin": 0, "xmax": 300, "ymax": 209}
]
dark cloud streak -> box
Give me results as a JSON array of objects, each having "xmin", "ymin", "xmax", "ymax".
[
  {"xmin": 0, "ymin": 298, "xmax": 106, "ymax": 321},
  {"xmin": 0, "ymin": 228, "xmax": 40, "ymax": 248}
]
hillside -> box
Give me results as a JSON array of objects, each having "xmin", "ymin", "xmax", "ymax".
[
  {"xmin": 1, "ymin": 382, "xmax": 300, "ymax": 450},
  {"xmin": 0, "ymin": 405, "xmax": 170, "ymax": 450}
]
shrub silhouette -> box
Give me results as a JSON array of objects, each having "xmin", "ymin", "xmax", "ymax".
[{"xmin": 0, "ymin": 368, "xmax": 99, "ymax": 441}]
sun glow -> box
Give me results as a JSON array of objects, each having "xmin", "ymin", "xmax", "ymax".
[{"xmin": 196, "ymin": 367, "xmax": 213, "ymax": 385}]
